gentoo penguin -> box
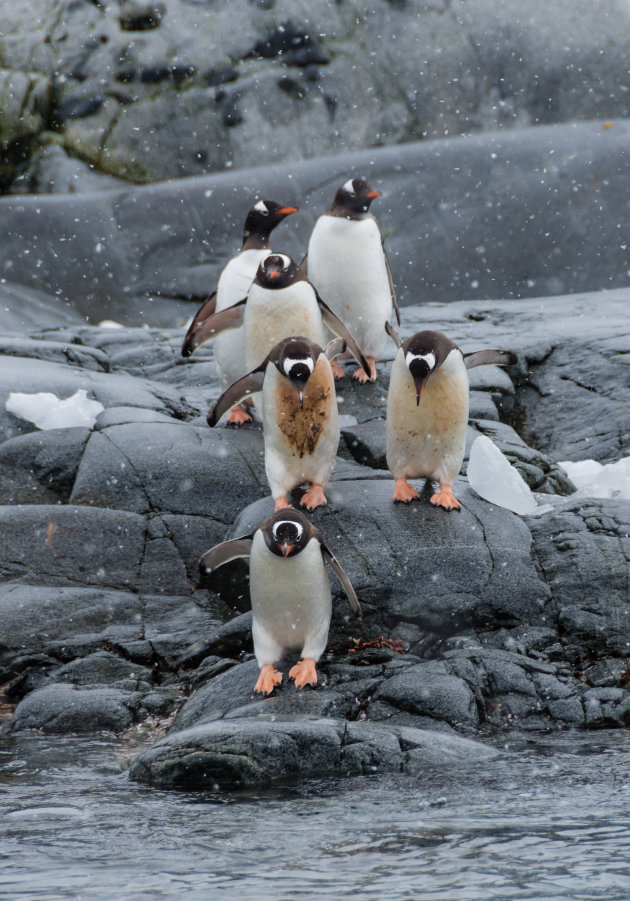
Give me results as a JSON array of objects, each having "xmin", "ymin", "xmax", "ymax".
[
  {"xmin": 208, "ymin": 336, "xmax": 347, "ymax": 511},
  {"xmin": 198, "ymin": 507, "xmax": 361, "ymax": 694},
  {"xmin": 194, "ymin": 252, "xmax": 370, "ymax": 415},
  {"xmin": 385, "ymin": 323, "xmax": 517, "ymax": 509},
  {"xmin": 181, "ymin": 200, "xmax": 297, "ymax": 424},
  {"xmin": 305, "ymin": 177, "xmax": 399, "ymax": 383}
]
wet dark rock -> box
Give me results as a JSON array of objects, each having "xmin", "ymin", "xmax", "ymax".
[
  {"xmin": 0, "ymin": 427, "xmax": 89, "ymax": 504},
  {"xmin": 11, "ymin": 683, "xmax": 138, "ymax": 733},
  {"xmin": 129, "ymin": 716, "xmax": 497, "ymax": 790}
]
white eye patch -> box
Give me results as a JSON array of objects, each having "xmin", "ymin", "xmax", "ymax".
[
  {"xmin": 406, "ymin": 351, "xmax": 436, "ymax": 370},
  {"xmin": 283, "ymin": 356, "xmax": 314, "ymax": 378},
  {"xmin": 272, "ymin": 521, "xmax": 303, "ymax": 541},
  {"xmin": 342, "ymin": 178, "xmax": 356, "ymax": 196},
  {"xmin": 253, "ymin": 200, "xmax": 268, "ymax": 213}
]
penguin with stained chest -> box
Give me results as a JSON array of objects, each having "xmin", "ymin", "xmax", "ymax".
[
  {"xmin": 385, "ymin": 323, "xmax": 517, "ymax": 509},
  {"xmin": 195, "ymin": 252, "xmax": 370, "ymax": 416},
  {"xmin": 208, "ymin": 335, "xmax": 350, "ymax": 511},
  {"xmin": 305, "ymin": 177, "xmax": 399, "ymax": 383},
  {"xmin": 198, "ymin": 507, "xmax": 361, "ymax": 695},
  {"xmin": 181, "ymin": 200, "xmax": 297, "ymax": 424}
]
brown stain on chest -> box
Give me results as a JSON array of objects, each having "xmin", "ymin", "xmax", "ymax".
[{"xmin": 275, "ymin": 358, "xmax": 332, "ymax": 457}]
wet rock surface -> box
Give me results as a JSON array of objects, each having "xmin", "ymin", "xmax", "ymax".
[
  {"xmin": 1, "ymin": 290, "xmax": 628, "ymax": 787},
  {"xmin": 2, "ymin": 0, "xmax": 629, "ymax": 189}
]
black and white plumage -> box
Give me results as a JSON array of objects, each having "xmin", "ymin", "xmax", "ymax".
[
  {"xmin": 181, "ymin": 200, "xmax": 297, "ymax": 424},
  {"xmin": 306, "ymin": 177, "xmax": 399, "ymax": 383},
  {"xmin": 385, "ymin": 323, "xmax": 517, "ymax": 509},
  {"xmin": 208, "ymin": 335, "xmax": 349, "ymax": 511},
  {"xmin": 194, "ymin": 252, "xmax": 370, "ymax": 416},
  {"xmin": 198, "ymin": 507, "xmax": 361, "ymax": 694}
]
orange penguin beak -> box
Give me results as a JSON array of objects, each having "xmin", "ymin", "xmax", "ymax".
[
  {"xmin": 277, "ymin": 206, "xmax": 298, "ymax": 215},
  {"xmin": 269, "ymin": 269, "xmax": 280, "ymax": 279},
  {"xmin": 281, "ymin": 541, "xmax": 294, "ymax": 557},
  {"xmin": 297, "ymin": 389, "xmax": 304, "ymax": 408},
  {"xmin": 366, "ymin": 191, "xmax": 381, "ymax": 199},
  {"xmin": 415, "ymin": 381, "xmax": 427, "ymax": 406}
]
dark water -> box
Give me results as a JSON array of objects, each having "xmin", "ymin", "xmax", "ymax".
[{"xmin": 1, "ymin": 727, "xmax": 629, "ymax": 900}]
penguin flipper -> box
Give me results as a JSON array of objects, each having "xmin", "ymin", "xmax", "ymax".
[
  {"xmin": 207, "ymin": 369, "xmax": 265, "ymax": 426},
  {"xmin": 198, "ymin": 536, "xmax": 253, "ymax": 577},
  {"xmin": 385, "ymin": 320, "xmax": 402, "ymax": 349},
  {"xmin": 184, "ymin": 298, "xmax": 247, "ymax": 357},
  {"xmin": 315, "ymin": 291, "xmax": 371, "ymax": 377},
  {"xmin": 384, "ymin": 252, "xmax": 400, "ymax": 326},
  {"xmin": 321, "ymin": 546, "xmax": 362, "ymax": 618},
  {"xmin": 464, "ymin": 349, "xmax": 518, "ymax": 370},
  {"xmin": 324, "ymin": 337, "xmax": 346, "ymax": 360},
  {"xmin": 181, "ymin": 290, "xmax": 217, "ymax": 357}
]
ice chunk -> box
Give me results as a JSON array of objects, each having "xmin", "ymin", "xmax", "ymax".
[
  {"xmin": 559, "ymin": 457, "xmax": 630, "ymax": 500},
  {"xmin": 468, "ymin": 435, "xmax": 538, "ymax": 515},
  {"xmin": 5, "ymin": 389, "xmax": 104, "ymax": 430},
  {"xmin": 97, "ymin": 320, "xmax": 124, "ymax": 329},
  {"xmin": 338, "ymin": 414, "xmax": 358, "ymax": 428},
  {"xmin": 558, "ymin": 458, "xmax": 603, "ymax": 490}
]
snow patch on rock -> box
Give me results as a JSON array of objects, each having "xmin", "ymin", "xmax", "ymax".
[{"xmin": 5, "ymin": 389, "xmax": 104, "ymax": 430}]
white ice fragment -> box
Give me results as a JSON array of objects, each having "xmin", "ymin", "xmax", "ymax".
[
  {"xmin": 338, "ymin": 414, "xmax": 358, "ymax": 428},
  {"xmin": 572, "ymin": 456, "xmax": 630, "ymax": 500},
  {"xmin": 5, "ymin": 389, "xmax": 104, "ymax": 430},
  {"xmin": 98, "ymin": 319, "xmax": 124, "ymax": 329},
  {"xmin": 558, "ymin": 458, "xmax": 603, "ymax": 489},
  {"xmin": 468, "ymin": 435, "xmax": 538, "ymax": 515}
]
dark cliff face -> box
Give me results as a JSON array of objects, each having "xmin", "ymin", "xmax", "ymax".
[{"xmin": 2, "ymin": 0, "xmax": 630, "ymax": 192}]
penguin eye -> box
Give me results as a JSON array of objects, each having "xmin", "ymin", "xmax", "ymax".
[
  {"xmin": 342, "ymin": 178, "xmax": 356, "ymax": 197},
  {"xmin": 253, "ymin": 200, "xmax": 269, "ymax": 215},
  {"xmin": 406, "ymin": 351, "xmax": 436, "ymax": 371},
  {"xmin": 273, "ymin": 521, "xmax": 303, "ymax": 542},
  {"xmin": 283, "ymin": 356, "xmax": 314, "ymax": 379}
]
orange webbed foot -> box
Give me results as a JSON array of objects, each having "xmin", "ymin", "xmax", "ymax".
[
  {"xmin": 393, "ymin": 479, "xmax": 419, "ymax": 503},
  {"xmin": 274, "ymin": 495, "xmax": 292, "ymax": 511},
  {"xmin": 289, "ymin": 658, "xmax": 318, "ymax": 690},
  {"xmin": 352, "ymin": 358, "xmax": 377, "ymax": 383},
  {"xmin": 227, "ymin": 403, "xmax": 253, "ymax": 425},
  {"xmin": 430, "ymin": 485, "xmax": 461, "ymax": 511},
  {"xmin": 300, "ymin": 484, "xmax": 327, "ymax": 511},
  {"xmin": 254, "ymin": 664, "xmax": 283, "ymax": 695},
  {"xmin": 330, "ymin": 358, "xmax": 345, "ymax": 380}
]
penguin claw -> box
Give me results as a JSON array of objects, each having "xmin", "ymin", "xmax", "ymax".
[
  {"xmin": 227, "ymin": 404, "xmax": 252, "ymax": 425},
  {"xmin": 300, "ymin": 484, "xmax": 327, "ymax": 511},
  {"xmin": 393, "ymin": 479, "xmax": 419, "ymax": 503},
  {"xmin": 289, "ymin": 658, "xmax": 318, "ymax": 689},
  {"xmin": 254, "ymin": 664, "xmax": 283, "ymax": 695},
  {"xmin": 430, "ymin": 486, "xmax": 461, "ymax": 511},
  {"xmin": 352, "ymin": 358, "xmax": 377, "ymax": 383},
  {"xmin": 330, "ymin": 359, "xmax": 345, "ymax": 380},
  {"xmin": 274, "ymin": 495, "xmax": 292, "ymax": 511}
]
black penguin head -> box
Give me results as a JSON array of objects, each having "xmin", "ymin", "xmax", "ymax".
[
  {"xmin": 262, "ymin": 508, "xmax": 312, "ymax": 558},
  {"xmin": 275, "ymin": 336, "xmax": 320, "ymax": 407},
  {"xmin": 242, "ymin": 200, "xmax": 298, "ymax": 247},
  {"xmin": 256, "ymin": 252, "xmax": 302, "ymax": 289},
  {"xmin": 402, "ymin": 330, "xmax": 459, "ymax": 405},
  {"xmin": 331, "ymin": 177, "xmax": 381, "ymax": 217}
]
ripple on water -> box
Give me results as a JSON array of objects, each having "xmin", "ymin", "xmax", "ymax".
[{"xmin": 1, "ymin": 731, "xmax": 630, "ymax": 900}]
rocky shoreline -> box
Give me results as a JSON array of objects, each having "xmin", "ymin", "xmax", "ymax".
[{"xmin": 1, "ymin": 288, "xmax": 628, "ymax": 790}]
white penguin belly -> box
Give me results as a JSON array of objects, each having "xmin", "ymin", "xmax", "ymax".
[
  {"xmin": 250, "ymin": 533, "xmax": 332, "ymax": 664},
  {"xmin": 387, "ymin": 351, "xmax": 469, "ymax": 486},
  {"xmin": 262, "ymin": 360, "xmax": 339, "ymax": 498},
  {"xmin": 308, "ymin": 216, "xmax": 391, "ymax": 358},
  {"xmin": 214, "ymin": 250, "xmax": 266, "ymax": 389}
]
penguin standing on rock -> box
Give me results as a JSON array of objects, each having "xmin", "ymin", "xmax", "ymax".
[
  {"xmin": 305, "ymin": 177, "xmax": 400, "ymax": 383},
  {"xmin": 194, "ymin": 252, "xmax": 370, "ymax": 415},
  {"xmin": 181, "ymin": 200, "xmax": 298, "ymax": 424},
  {"xmin": 208, "ymin": 336, "xmax": 352, "ymax": 511},
  {"xmin": 199, "ymin": 507, "xmax": 361, "ymax": 695},
  {"xmin": 385, "ymin": 323, "xmax": 517, "ymax": 509}
]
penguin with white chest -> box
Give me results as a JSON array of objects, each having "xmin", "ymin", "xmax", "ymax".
[
  {"xmin": 385, "ymin": 323, "xmax": 517, "ymax": 509},
  {"xmin": 199, "ymin": 507, "xmax": 361, "ymax": 695},
  {"xmin": 181, "ymin": 200, "xmax": 297, "ymax": 424},
  {"xmin": 208, "ymin": 335, "xmax": 350, "ymax": 511},
  {"xmin": 305, "ymin": 177, "xmax": 399, "ymax": 383},
  {"xmin": 195, "ymin": 252, "xmax": 370, "ymax": 416}
]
